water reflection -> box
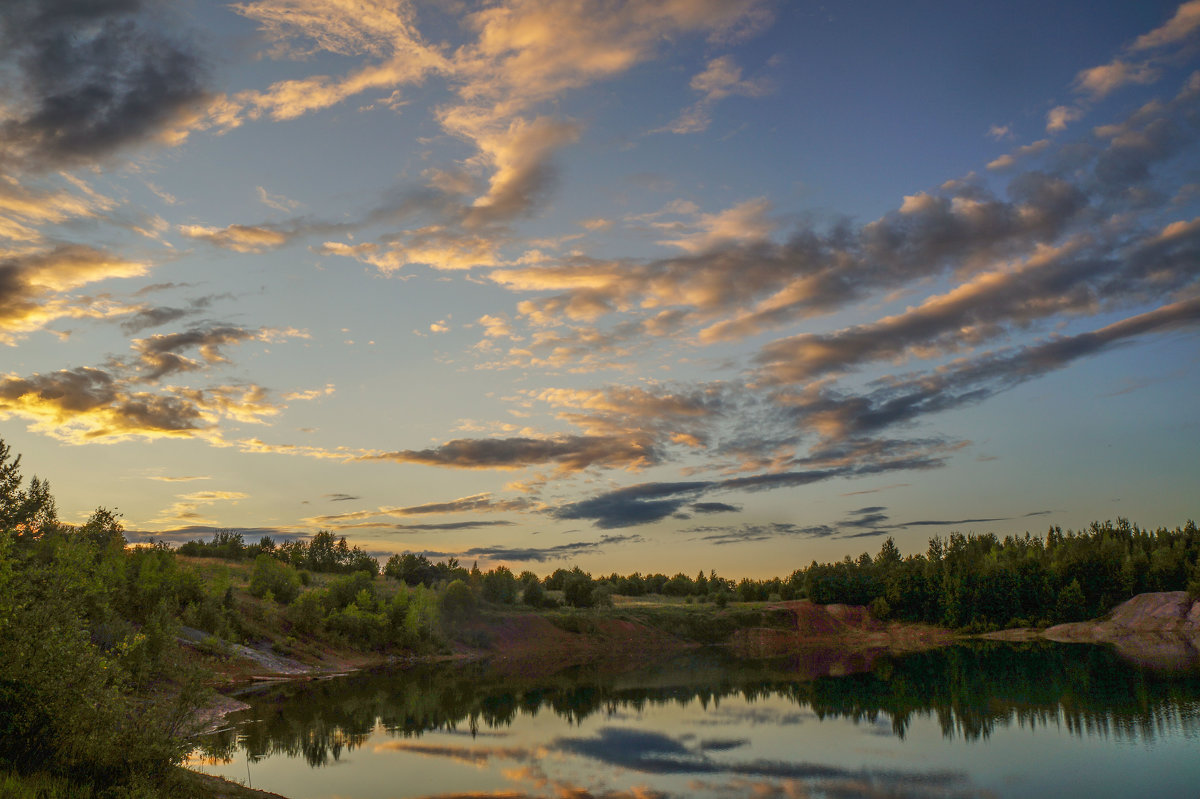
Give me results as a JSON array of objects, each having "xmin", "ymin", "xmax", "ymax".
[
  {"xmin": 194, "ymin": 643, "xmax": 1200, "ymax": 796},
  {"xmin": 201, "ymin": 638, "xmax": 1200, "ymax": 763}
]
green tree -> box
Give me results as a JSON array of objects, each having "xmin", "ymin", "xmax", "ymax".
[
  {"xmin": 563, "ymin": 571, "xmax": 595, "ymax": 608},
  {"xmin": 248, "ymin": 554, "xmax": 302, "ymax": 604},
  {"xmin": 1055, "ymin": 578, "xmax": 1087, "ymax": 623},
  {"xmin": 441, "ymin": 579, "xmax": 477, "ymax": 621},
  {"xmin": 481, "ymin": 566, "xmax": 518, "ymax": 604}
]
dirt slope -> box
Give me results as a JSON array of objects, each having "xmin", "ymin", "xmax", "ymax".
[
  {"xmin": 1044, "ymin": 591, "xmax": 1200, "ymax": 669},
  {"xmin": 727, "ymin": 600, "xmax": 952, "ymax": 668}
]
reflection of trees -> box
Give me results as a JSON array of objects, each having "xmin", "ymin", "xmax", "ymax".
[{"xmin": 195, "ymin": 643, "xmax": 1200, "ymax": 767}]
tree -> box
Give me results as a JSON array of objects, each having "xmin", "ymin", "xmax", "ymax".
[
  {"xmin": 441, "ymin": 579, "xmax": 477, "ymax": 621},
  {"xmin": 1056, "ymin": 579, "xmax": 1087, "ymax": 622},
  {"xmin": 523, "ymin": 579, "xmax": 547, "ymax": 607},
  {"xmin": 249, "ymin": 554, "xmax": 301, "ymax": 604},
  {"xmin": 563, "ymin": 571, "xmax": 595, "ymax": 608},
  {"xmin": 77, "ymin": 507, "xmax": 126, "ymax": 552},
  {"xmin": 481, "ymin": 566, "xmax": 518, "ymax": 604},
  {"xmin": 0, "ymin": 441, "xmax": 57, "ymax": 541}
]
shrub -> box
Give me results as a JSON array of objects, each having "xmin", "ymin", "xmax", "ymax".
[
  {"xmin": 522, "ymin": 580, "xmax": 546, "ymax": 607},
  {"xmin": 440, "ymin": 579, "xmax": 476, "ymax": 621},
  {"xmin": 248, "ymin": 554, "xmax": 301, "ymax": 604},
  {"xmin": 286, "ymin": 590, "xmax": 325, "ymax": 636},
  {"xmin": 563, "ymin": 573, "xmax": 595, "ymax": 608},
  {"xmin": 481, "ymin": 566, "xmax": 518, "ymax": 604}
]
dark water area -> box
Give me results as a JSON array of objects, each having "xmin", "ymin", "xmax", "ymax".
[{"xmin": 191, "ymin": 641, "xmax": 1200, "ymax": 799}]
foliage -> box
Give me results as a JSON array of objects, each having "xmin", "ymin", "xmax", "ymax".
[
  {"xmin": 383, "ymin": 552, "xmax": 468, "ymax": 586},
  {"xmin": 248, "ymin": 554, "xmax": 302, "ymax": 604},
  {"xmin": 0, "ymin": 442, "xmax": 202, "ymax": 792},
  {"xmin": 441, "ymin": 579, "xmax": 477, "ymax": 621},
  {"xmin": 481, "ymin": 565, "xmax": 518, "ymax": 604},
  {"xmin": 795, "ymin": 523, "xmax": 1200, "ymax": 629},
  {"xmin": 522, "ymin": 579, "xmax": 547, "ymax": 607},
  {"xmin": 179, "ymin": 529, "xmax": 379, "ymax": 575},
  {"xmin": 562, "ymin": 570, "xmax": 596, "ymax": 608}
]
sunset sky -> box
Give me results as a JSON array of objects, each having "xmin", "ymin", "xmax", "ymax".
[{"xmin": 2, "ymin": 0, "xmax": 1198, "ymax": 577}]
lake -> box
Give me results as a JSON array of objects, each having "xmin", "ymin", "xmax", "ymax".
[{"xmin": 190, "ymin": 641, "xmax": 1200, "ymax": 799}]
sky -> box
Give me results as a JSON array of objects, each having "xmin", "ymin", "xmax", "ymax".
[{"xmin": 1, "ymin": 0, "xmax": 1198, "ymax": 577}]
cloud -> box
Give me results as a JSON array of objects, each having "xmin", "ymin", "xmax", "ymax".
[
  {"xmin": 420, "ymin": 534, "xmax": 643, "ymax": 564},
  {"xmin": 1044, "ymin": 2, "xmax": 1200, "ymax": 132},
  {"xmin": 0, "ymin": 367, "xmax": 210, "ymax": 442},
  {"xmin": 495, "ymin": 167, "xmax": 1093, "ymax": 350},
  {"xmin": 392, "ymin": 521, "xmax": 516, "ymax": 532},
  {"xmin": 0, "ymin": 0, "xmax": 211, "ymax": 168},
  {"xmin": 476, "ymin": 30, "xmax": 1200, "ymax": 364},
  {"xmin": 1074, "ymin": 60, "xmax": 1160, "ymax": 99},
  {"xmin": 387, "ymin": 493, "xmax": 534, "ymax": 516},
  {"xmin": 178, "ymin": 224, "xmax": 291, "ymax": 253},
  {"xmin": 656, "ymin": 197, "xmax": 775, "ymax": 253},
  {"xmin": 0, "ymin": 177, "xmax": 117, "ymax": 242},
  {"xmin": 986, "ymin": 139, "xmax": 1049, "ymax": 170},
  {"xmin": 305, "ymin": 493, "xmax": 536, "ymax": 527},
  {"xmin": 0, "ymin": 244, "xmax": 148, "ymax": 342},
  {"xmin": 752, "ymin": 213, "xmax": 1200, "ymax": 384},
  {"xmin": 131, "ymin": 325, "xmax": 268, "ymax": 381},
  {"xmin": 118, "ymin": 294, "xmax": 224, "ymax": 334},
  {"xmin": 256, "ymin": 186, "xmax": 302, "ymax": 212},
  {"xmin": 359, "ymin": 434, "xmax": 660, "ymax": 473},
  {"xmin": 898, "ymin": 516, "xmax": 1012, "ymax": 528},
  {"xmin": 776, "ymin": 297, "xmax": 1200, "ymax": 446},
  {"xmin": 691, "ymin": 502, "xmax": 740, "ymax": 514},
  {"xmin": 0, "ymin": 350, "xmax": 288, "ymax": 444},
  {"xmin": 549, "ymin": 440, "xmax": 962, "ymax": 529},
  {"xmin": 1132, "ymin": 0, "xmax": 1200, "ymax": 51},
  {"xmin": 1046, "ymin": 104, "xmax": 1084, "ymax": 133},
  {"xmin": 685, "ymin": 522, "xmax": 836, "ymax": 545},
  {"xmin": 553, "ymin": 481, "xmax": 712, "ymax": 529},
  {"xmin": 660, "ymin": 55, "xmax": 771, "ymax": 135},
  {"xmin": 149, "ymin": 489, "xmax": 248, "ymax": 526},
  {"xmin": 444, "ymin": 114, "xmax": 582, "ymax": 226}
]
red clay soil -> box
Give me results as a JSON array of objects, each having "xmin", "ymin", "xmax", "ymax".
[
  {"xmin": 459, "ymin": 613, "xmax": 695, "ymax": 677},
  {"xmin": 729, "ymin": 600, "xmax": 953, "ymax": 662}
]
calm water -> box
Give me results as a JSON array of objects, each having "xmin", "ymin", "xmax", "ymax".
[{"xmin": 190, "ymin": 642, "xmax": 1200, "ymax": 799}]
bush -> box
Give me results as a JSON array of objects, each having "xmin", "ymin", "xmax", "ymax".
[
  {"xmin": 481, "ymin": 566, "xmax": 518, "ymax": 604},
  {"xmin": 248, "ymin": 555, "xmax": 301, "ymax": 604},
  {"xmin": 563, "ymin": 573, "xmax": 595, "ymax": 608},
  {"xmin": 286, "ymin": 590, "xmax": 325, "ymax": 636},
  {"xmin": 441, "ymin": 579, "xmax": 476, "ymax": 621},
  {"xmin": 323, "ymin": 571, "xmax": 375, "ymax": 611},
  {"xmin": 523, "ymin": 580, "xmax": 546, "ymax": 607}
]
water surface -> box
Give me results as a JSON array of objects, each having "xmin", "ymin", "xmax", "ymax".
[{"xmin": 191, "ymin": 642, "xmax": 1200, "ymax": 799}]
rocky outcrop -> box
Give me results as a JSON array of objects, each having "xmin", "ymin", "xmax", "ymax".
[{"xmin": 1044, "ymin": 591, "xmax": 1200, "ymax": 670}]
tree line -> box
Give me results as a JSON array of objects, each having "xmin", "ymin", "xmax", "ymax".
[{"xmin": 182, "ymin": 518, "xmax": 1200, "ymax": 629}]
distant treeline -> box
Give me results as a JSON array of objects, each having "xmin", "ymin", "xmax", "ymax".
[
  {"xmin": 800, "ymin": 521, "xmax": 1200, "ymax": 629},
  {"xmin": 178, "ymin": 528, "xmax": 379, "ymax": 574},
  {"xmin": 185, "ymin": 517, "xmax": 1200, "ymax": 630}
]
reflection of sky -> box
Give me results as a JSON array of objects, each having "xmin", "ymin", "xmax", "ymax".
[{"xmin": 191, "ymin": 690, "xmax": 1200, "ymax": 799}]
